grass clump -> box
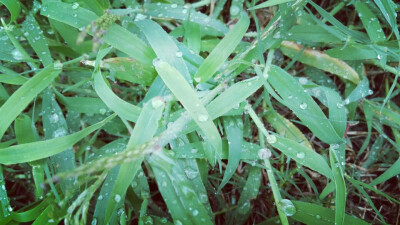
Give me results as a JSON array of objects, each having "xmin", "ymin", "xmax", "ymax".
[{"xmin": 0, "ymin": 0, "xmax": 399, "ymax": 224}]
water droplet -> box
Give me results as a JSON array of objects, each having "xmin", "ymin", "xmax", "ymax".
[
  {"xmin": 258, "ymin": 148, "xmax": 271, "ymax": 159},
  {"xmin": 192, "ymin": 210, "xmax": 199, "ymax": 216},
  {"xmin": 91, "ymin": 218, "xmax": 97, "ymax": 225},
  {"xmin": 151, "ymin": 97, "xmax": 164, "ymax": 109},
  {"xmin": 368, "ymin": 89, "xmax": 373, "ymax": 95},
  {"xmin": 336, "ymin": 103, "xmax": 343, "ymax": 109},
  {"xmin": 72, "ymin": 2, "xmax": 79, "ymax": 9},
  {"xmin": 230, "ymin": 5, "xmax": 240, "ymax": 16},
  {"xmin": 73, "ymin": 13, "xmax": 77, "ymax": 18},
  {"xmin": 171, "ymin": 4, "xmax": 178, "ymax": 8},
  {"xmin": 279, "ymin": 199, "xmax": 296, "ymax": 216},
  {"xmin": 296, "ymin": 152, "xmax": 305, "ymax": 159},
  {"xmin": 175, "ymin": 51, "xmax": 183, "ymax": 57},
  {"xmin": 267, "ymin": 135, "xmax": 277, "ymax": 144},
  {"xmin": 98, "ymin": 195, "xmax": 103, "ymax": 200},
  {"xmin": 53, "ymin": 61, "xmax": 63, "ymax": 69},
  {"xmin": 49, "ymin": 113, "xmax": 59, "ymax": 123},
  {"xmin": 194, "ymin": 77, "xmax": 201, "ymax": 83},
  {"xmin": 299, "ymin": 77, "xmax": 308, "ymax": 85},
  {"xmin": 377, "ymin": 54, "xmax": 381, "ymax": 60},
  {"xmin": 48, "ymin": 219, "xmax": 55, "ymax": 223},
  {"xmin": 12, "ymin": 49, "xmax": 23, "ymax": 60},
  {"xmin": 152, "ymin": 58, "xmax": 162, "ymax": 67},
  {"xmin": 287, "ymin": 95, "xmax": 293, "ymax": 99},
  {"xmin": 198, "ymin": 114, "xmax": 208, "ymax": 122},
  {"xmin": 330, "ymin": 144, "xmax": 339, "ymax": 150},
  {"xmin": 114, "ymin": 194, "xmax": 121, "ymax": 202},
  {"xmin": 316, "ymin": 215, "xmax": 321, "ymax": 219},
  {"xmin": 343, "ymin": 98, "xmax": 350, "ymax": 105},
  {"xmin": 299, "ymin": 103, "xmax": 307, "ymax": 110}
]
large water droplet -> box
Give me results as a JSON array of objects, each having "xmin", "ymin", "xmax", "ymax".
[
  {"xmin": 12, "ymin": 49, "xmax": 24, "ymax": 60},
  {"xmin": 230, "ymin": 5, "xmax": 240, "ymax": 16},
  {"xmin": 114, "ymin": 194, "xmax": 121, "ymax": 202},
  {"xmin": 279, "ymin": 199, "xmax": 296, "ymax": 216},
  {"xmin": 298, "ymin": 77, "xmax": 308, "ymax": 85},
  {"xmin": 267, "ymin": 135, "xmax": 277, "ymax": 144},
  {"xmin": 299, "ymin": 102, "xmax": 307, "ymax": 110},
  {"xmin": 258, "ymin": 148, "xmax": 271, "ymax": 160},
  {"xmin": 192, "ymin": 209, "xmax": 199, "ymax": 216}
]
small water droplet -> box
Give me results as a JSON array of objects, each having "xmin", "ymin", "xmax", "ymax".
[
  {"xmin": 336, "ymin": 103, "xmax": 343, "ymax": 109},
  {"xmin": 175, "ymin": 51, "xmax": 183, "ymax": 57},
  {"xmin": 198, "ymin": 114, "xmax": 208, "ymax": 122},
  {"xmin": 296, "ymin": 152, "xmax": 305, "ymax": 159},
  {"xmin": 171, "ymin": 4, "xmax": 178, "ymax": 8},
  {"xmin": 192, "ymin": 210, "xmax": 199, "ymax": 216},
  {"xmin": 72, "ymin": 2, "xmax": 79, "ymax": 9},
  {"xmin": 299, "ymin": 102, "xmax": 307, "ymax": 110},
  {"xmin": 267, "ymin": 135, "xmax": 277, "ymax": 144}
]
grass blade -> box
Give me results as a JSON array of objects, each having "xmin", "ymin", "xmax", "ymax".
[
  {"xmin": 194, "ymin": 12, "xmax": 249, "ymax": 83},
  {"xmin": 154, "ymin": 59, "xmax": 222, "ymax": 164},
  {"xmin": 0, "ymin": 63, "xmax": 62, "ymax": 140}
]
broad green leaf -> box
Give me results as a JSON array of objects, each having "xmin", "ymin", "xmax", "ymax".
[
  {"xmin": 149, "ymin": 151, "xmax": 213, "ymax": 225},
  {"xmin": 145, "ymin": 3, "xmax": 228, "ymax": 34},
  {"xmin": 0, "ymin": 115, "xmax": 115, "ymax": 164},
  {"xmin": 194, "ymin": 12, "xmax": 249, "ymax": 83},
  {"xmin": 291, "ymin": 201, "xmax": 370, "ymax": 225},
  {"xmin": 21, "ymin": 14, "xmax": 53, "ymax": 66},
  {"xmin": 265, "ymin": 111, "xmax": 312, "ymax": 149},
  {"xmin": 0, "ymin": 64, "xmax": 62, "ymax": 140},
  {"xmin": 136, "ymin": 19, "xmax": 191, "ymax": 82},
  {"xmin": 280, "ymin": 41, "xmax": 360, "ymax": 84},
  {"xmin": 370, "ymin": 157, "xmax": 400, "ymax": 185},
  {"xmin": 229, "ymin": 166, "xmax": 261, "ymax": 224},
  {"xmin": 354, "ymin": 2, "xmax": 386, "ymax": 43},
  {"xmin": 93, "ymin": 48, "xmax": 141, "ymax": 122},
  {"xmin": 103, "ymin": 98, "xmax": 164, "ymax": 225},
  {"xmin": 249, "ymin": 0, "xmax": 295, "ymax": 10},
  {"xmin": 219, "ymin": 117, "xmax": 243, "ymax": 190},
  {"xmin": 42, "ymin": 88, "xmax": 76, "ymax": 193},
  {"xmin": 154, "ymin": 60, "xmax": 222, "ymax": 164},
  {"xmin": 330, "ymin": 147, "xmax": 346, "ymax": 225},
  {"xmin": 271, "ymin": 135, "xmax": 333, "ymax": 178},
  {"xmin": 268, "ymin": 65, "xmax": 342, "ymax": 144}
]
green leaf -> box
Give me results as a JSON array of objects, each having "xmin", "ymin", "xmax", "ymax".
[
  {"xmin": 249, "ymin": 0, "xmax": 295, "ymax": 10},
  {"xmin": 194, "ymin": 12, "xmax": 249, "ymax": 83},
  {"xmin": 154, "ymin": 60, "xmax": 222, "ymax": 164},
  {"xmin": 0, "ymin": 64, "xmax": 62, "ymax": 140},
  {"xmin": 0, "ymin": 0, "xmax": 20, "ymax": 23},
  {"xmin": 271, "ymin": 135, "xmax": 333, "ymax": 179},
  {"xmin": 291, "ymin": 201, "xmax": 370, "ymax": 225},
  {"xmin": 268, "ymin": 65, "xmax": 342, "ymax": 144},
  {"xmin": 354, "ymin": 2, "xmax": 386, "ymax": 43},
  {"xmin": 0, "ymin": 114, "xmax": 115, "ymax": 164},
  {"xmin": 21, "ymin": 14, "xmax": 53, "ymax": 66}
]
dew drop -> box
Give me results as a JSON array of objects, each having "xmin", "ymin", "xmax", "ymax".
[
  {"xmin": 296, "ymin": 152, "xmax": 305, "ymax": 159},
  {"xmin": 267, "ymin": 135, "xmax": 277, "ymax": 144},
  {"xmin": 12, "ymin": 49, "xmax": 24, "ymax": 60},
  {"xmin": 192, "ymin": 210, "xmax": 199, "ymax": 216},
  {"xmin": 299, "ymin": 102, "xmax": 307, "ymax": 110},
  {"xmin": 230, "ymin": 5, "xmax": 240, "ymax": 16},
  {"xmin": 175, "ymin": 51, "xmax": 183, "ymax": 57},
  {"xmin": 198, "ymin": 114, "xmax": 208, "ymax": 122},
  {"xmin": 258, "ymin": 148, "xmax": 271, "ymax": 160},
  {"xmin": 336, "ymin": 103, "xmax": 343, "ymax": 109},
  {"xmin": 279, "ymin": 199, "xmax": 296, "ymax": 216},
  {"xmin": 114, "ymin": 194, "xmax": 121, "ymax": 202},
  {"xmin": 298, "ymin": 77, "xmax": 308, "ymax": 85},
  {"xmin": 171, "ymin": 4, "xmax": 178, "ymax": 8},
  {"xmin": 72, "ymin": 2, "xmax": 79, "ymax": 9}
]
